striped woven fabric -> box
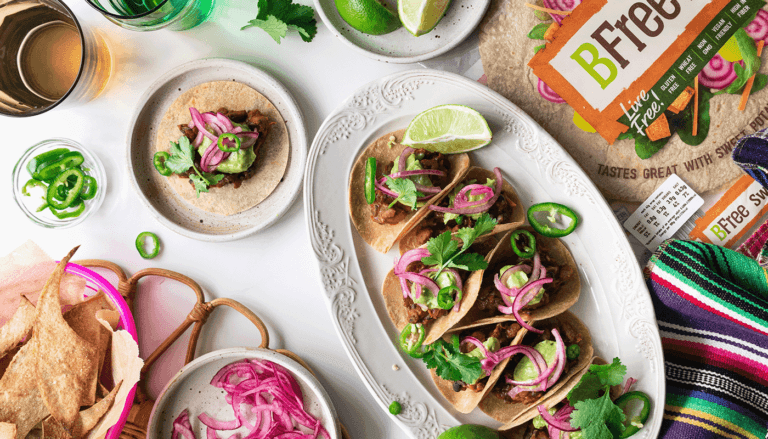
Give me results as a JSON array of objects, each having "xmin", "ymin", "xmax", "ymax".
[
  {"xmin": 733, "ymin": 127, "xmax": 768, "ymax": 190},
  {"xmin": 646, "ymin": 240, "xmax": 768, "ymax": 439}
]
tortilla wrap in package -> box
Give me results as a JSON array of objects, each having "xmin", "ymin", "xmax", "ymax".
[
  {"xmin": 479, "ymin": 1, "xmax": 768, "ymax": 201},
  {"xmin": 349, "ymin": 129, "xmax": 471, "ymax": 253},
  {"xmin": 153, "ymin": 81, "xmax": 290, "ymax": 216}
]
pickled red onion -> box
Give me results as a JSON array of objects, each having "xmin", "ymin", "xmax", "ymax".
[
  {"xmin": 538, "ymin": 405, "xmax": 578, "ymax": 431},
  {"xmin": 429, "ymin": 167, "xmax": 503, "ymax": 215}
]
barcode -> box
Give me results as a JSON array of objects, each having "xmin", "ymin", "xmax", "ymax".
[{"xmin": 674, "ymin": 209, "xmax": 704, "ymax": 240}]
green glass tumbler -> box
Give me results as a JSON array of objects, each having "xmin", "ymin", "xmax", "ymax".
[{"xmin": 86, "ymin": 0, "xmax": 215, "ymax": 31}]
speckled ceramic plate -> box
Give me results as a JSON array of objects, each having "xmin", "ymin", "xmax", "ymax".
[
  {"xmin": 147, "ymin": 347, "xmax": 340, "ymax": 439},
  {"xmin": 127, "ymin": 58, "xmax": 307, "ymax": 242},
  {"xmin": 314, "ymin": 0, "xmax": 490, "ymax": 63}
]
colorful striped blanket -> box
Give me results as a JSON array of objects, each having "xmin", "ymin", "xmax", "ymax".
[{"xmin": 646, "ymin": 240, "xmax": 768, "ymax": 439}]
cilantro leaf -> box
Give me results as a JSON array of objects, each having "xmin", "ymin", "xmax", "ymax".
[
  {"xmin": 203, "ymin": 172, "xmax": 225, "ymax": 186},
  {"xmin": 422, "ymin": 232, "xmax": 458, "ymax": 267},
  {"xmin": 422, "ymin": 339, "xmax": 483, "ymax": 384},
  {"xmin": 190, "ymin": 174, "xmax": 210, "ymax": 197},
  {"xmin": 243, "ymin": 15, "xmax": 288, "ymax": 43},
  {"xmin": 165, "ymin": 136, "xmax": 195, "ymax": 174},
  {"xmin": 243, "ymin": 0, "xmax": 317, "ymax": 43},
  {"xmin": 567, "ymin": 373, "xmax": 603, "ymax": 404},
  {"xmin": 385, "ymin": 176, "xmax": 423, "ymax": 210},
  {"xmin": 447, "ymin": 252, "xmax": 488, "ymax": 271},
  {"xmin": 570, "ymin": 391, "xmax": 626, "ymax": 439},
  {"xmin": 591, "ymin": 357, "xmax": 627, "ymax": 387}
]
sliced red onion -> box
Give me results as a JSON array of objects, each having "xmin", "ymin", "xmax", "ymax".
[
  {"xmin": 172, "ymin": 410, "xmax": 197, "ymax": 439},
  {"xmin": 453, "ymin": 185, "xmax": 494, "ymax": 208},
  {"xmin": 193, "ymin": 130, "xmax": 205, "ymax": 148},
  {"xmin": 497, "ymin": 278, "xmax": 553, "ymax": 333},
  {"xmin": 216, "ymin": 113, "xmax": 234, "ymax": 132},
  {"xmin": 375, "ymin": 178, "xmax": 434, "ymax": 202},
  {"xmin": 698, "ymin": 54, "xmax": 738, "ymax": 90},
  {"xmin": 538, "ymin": 78, "xmax": 566, "ymax": 104},
  {"xmin": 747, "ymin": 9, "xmax": 768, "ymax": 42},
  {"xmin": 413, "ymin": 183, "xmax": 441, "ymax": 194},
  {"xmin": 621, "ymin": 377, "xmax": 637, "ymax": 396},
  {"xmin": 555, "ymin": 402, "xmax": 575, "ymax": 419},
  {"xmin": 429, "ymin": 168, "xmax": 503, "ymax": 215},
  {"xmin": 530, "ymin": 252, "xmax": 542, "ymax": 283},
  {"xmin": 395, "ymin": 248, "xmax": 430, "ymax": 274},
  {"xmin": 543, "ymin": 329, "xmax": 567, "ymax": 390},
  {"xmin": 389, "ymin": 169, "xmax": 446, "ymax": 179},
  {"xmin": 538, "ymin": 405, "xmax": 578, "ymax": 431},
  {"xmin": 495, "ymin": 264, "xmax": 532, "ymax": 298},
  {"xmin": 198, "ymin": 413, "xmax": 241, "ymax": 430},
  {"xmin": 398, "ymin": 147, "xmax": 415, "ymax": 176},
  {"xmin": 482, "ymin": 344, "xmax": 545, "ymax": 377},
  {"xmin": 190, "ymin": 108, "xmax": 219, "ymax": 142}
]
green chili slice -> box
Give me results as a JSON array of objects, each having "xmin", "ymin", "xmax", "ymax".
[
  {"xmin": 36, "ymin": 202, "xmax": 49, "ymax": 213},
  {"xmin": 136, "ymin": 232, "xmax": 160, "ymax": 259},
  {"xmin": 510, "ymin": 229, "xmax": 536, "ymax": 258},
  {"xmin": 217, "ymin": 133, "xmax": 240, "ymax": 152},
  {"xmin": 527, "ymin": 202, "xmax": 579, "ymax": 238},
  {"xmin": 437, "ymin": 285, "xmax": 462, "ymax": 310},
  {"xmin": 46, "ymin": 168, "xmax": 84, "ymax": 210},
  {"xmin": 399, "ymin": 323, "xmax": 426, "ymax": 358},
  {"xmin": 50, "ymin": 201, "xmax": 85, "ymax": 219},
  {"xmin": 388, "ymin": 401, "xmax": 402, "ymax": 415},
  {"xmin": 33, "ymin": 151, "xmax": 84, "ymax": 181},
  {"xmin": 80, "ymin": 176, "xmax": 98, "ymax": 200},
  {"xmin": 615, "ymin": 391, "xmax": 651, "ymax": 438},
  {"xmin": 153, "ymin": 151, "xmax": 172, "ymax": 176},
  {"xmin": 22, "ymin": 179, "xmax": 47, "ymax": 196},
  {"xmin": 566, "ymin": 344, "xmax": 580, "ymax": 360},
  {"xmin": 365, "ymin": 157, "xmax": 376, "ymax": 204},
  {"xmin": 26, "ymin": 148, "xmax": 70, "ymax": 176}
]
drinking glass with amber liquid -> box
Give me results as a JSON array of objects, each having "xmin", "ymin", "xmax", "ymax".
[
  {"xmin": 0, "ymin": 0, "xmax": 113, "ymax": 117},
  {"xmin": 86, "ymin": 0, "xmax": 214, "ymax": 31}
]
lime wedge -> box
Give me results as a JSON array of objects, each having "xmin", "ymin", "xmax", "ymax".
[
  {"xmin": 335, "ymin": 0, "xmax": 401, "ymax": 35},
  {"xmin": 398, "ymin": 0, "xmax": 451, "ymax": 36},
  {"xmin": 401, "ymin": 105, "xmax": 492, "ymax": 153},
  {"xmin": 438, "ymin": 425, "xmax": 499, "ymax": 439}
]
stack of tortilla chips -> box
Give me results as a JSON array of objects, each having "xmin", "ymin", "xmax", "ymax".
[{"xmin": 0, "ymin": 243, "xmax": 142, "ymax": 439}]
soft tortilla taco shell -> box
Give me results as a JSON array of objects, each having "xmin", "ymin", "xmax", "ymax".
[
  {"xmin": 349, "ymin": 129, "xmax": 471, "ymax": 253},
  {"xmin": 477, "ymin": 3, "xmax": 757, "ymax": 201},
  {"xmin": 153, "ymin": 81, "xmax": 290, "ymax": 216},
  {"xmin": 399, "ymin": 166, "xmax": 525, "ymax": 255},
  {"xmin": 431, "ymin": 318, "xmax": 528, "ymax": 413},
  {"xmin": 382, "ymin": 267, "xmax": 484, "ymax": 346},
  {"xmin": 498, "ymin": 356, "xmax": 599, "ymax": 431},
  {"xmin": 478, "ymin": 311, "xmax": 594, "ymax": 424},
  {"xmin": 457, "ymin": 226, "xmax": 581, "ymax": 327}
]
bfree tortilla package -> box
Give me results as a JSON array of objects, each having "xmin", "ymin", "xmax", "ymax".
[{"xmin": 479, "ymin": 0, "xmax": 768, "ymax": 201}]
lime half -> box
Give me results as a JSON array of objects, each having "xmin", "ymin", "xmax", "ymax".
[
  {"xmin": 335, "ymin": 0, "xmax": 401, "ymax": 35},
  {"xmin": 401, "ymin": 105, "xmax": 492, "ymax": 153},
  {"xmin": 398, "ymin": 0, "xmax": 451, "ymax": 36},
  {"xmin": 438, "ymin": 425, "xmax": 499, "ymax": 439}
]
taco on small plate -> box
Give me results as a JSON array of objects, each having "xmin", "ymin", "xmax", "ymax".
[{"xmin": 348, "ymin": 129, "xmax": 470, "ymax": 253}]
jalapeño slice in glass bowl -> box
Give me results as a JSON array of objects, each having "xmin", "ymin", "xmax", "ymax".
[{"xmin": 12, "ymin": 138, "xmax": 106, "ymax": 228}]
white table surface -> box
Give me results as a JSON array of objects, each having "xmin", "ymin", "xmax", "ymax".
[{"xmin": 0, "ymin": 1, "xmax": 427, "ymax": 437}]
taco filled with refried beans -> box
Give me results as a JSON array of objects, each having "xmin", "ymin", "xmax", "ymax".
[
  {"xmin": 348, "ymin": 129, "xmax": 470, "ymax": 253},
  {"xmin": 152, "ymin": 81, "xmax": 290, "ymax": 216}
]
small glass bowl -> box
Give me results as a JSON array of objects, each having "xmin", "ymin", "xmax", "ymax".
[{"xmin": 12, "ymin": 139, "xmax": 106, "ymax": 228}]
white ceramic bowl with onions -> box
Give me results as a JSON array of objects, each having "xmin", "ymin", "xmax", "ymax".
[{"xmin": 147, "ymin": 347, "xmax": 340, "ymax": 439}]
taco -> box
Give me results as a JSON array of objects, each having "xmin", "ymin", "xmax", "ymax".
[
  {"xmin": 399, "ymin": 166, "xmax": 525, "ymax": 255},
  {"xmin": 430, "ymin": 317, "xmax": 527, "ymax": 413},
  {"xmin": 478, "ymin": 311, "xmax": 594, "ymax": 424},
  {"xmin": 382, "ymin": 222, "xmax": 500, "ymax": 345},
  {"xmin": 457, "ymin": 227, "xmax": 580, "ymax": 330},
  {"xmin": 349, "ymin": 129, "xmax": 470, "ymax": 253},
  {"xmin": 152, "ymin": 81, "xmax": 290, "ymax": 216}
]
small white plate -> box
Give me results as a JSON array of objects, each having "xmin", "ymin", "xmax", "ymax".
[
  {"xmin": 314, "ymin": 0, "xmax": 490, "ymax": 63},
  {"xmin": 126, "ymin": 59, "xmax": 307, "ymax": 242},
  {"xmin": 147, "ymin": 347, "xmax": 340, "ymax": 439}
]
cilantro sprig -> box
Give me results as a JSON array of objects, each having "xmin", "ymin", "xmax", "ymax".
[
  {"xmin": 386, "ymin": 176, "xmax": 424, "ymax": 210},
  {"xmin": 164, "ymin": 136, "xmax": 225, "ymax": 197},
  {"xmin": 422, "ymin": 335, "xmax": 484, "ymax": 384},
  {"xmin": 421, "ymin": 213, "xmax": 497, "ymax": 277},
  {"xmin": 567, "ymin": 358, "xmax": 632, "ymax": 439},
  {"xmin": 242, "ymin": 0, "xmax": 317, "ymax": 43}
]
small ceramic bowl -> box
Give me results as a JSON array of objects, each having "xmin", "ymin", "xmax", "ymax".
[
  {"xmin": 147, "ymin": 347, "xmax": 340, "ymax": 439},
  {"xmin": 12, "ymin": 138, "xmax": 106, "ymax": 228}
]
